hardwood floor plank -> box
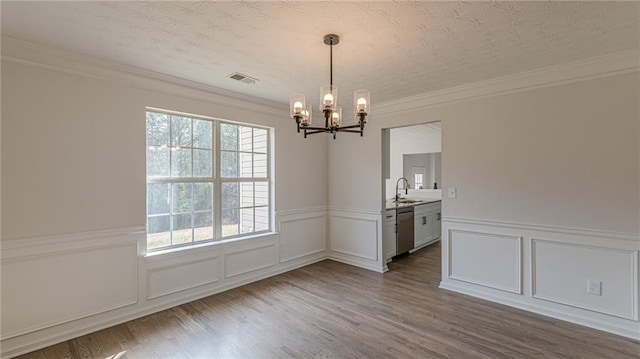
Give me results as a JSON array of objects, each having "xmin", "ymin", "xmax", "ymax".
[{"xmin": 14, "ymin": 242, "xmax": 640, "ymax": 358}]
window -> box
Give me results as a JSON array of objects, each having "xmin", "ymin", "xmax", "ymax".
[
  {"xmin": 412, "ymin": 167, "xmax": 425, "ymax": 190},
  {"xmin": 146, "ymin": 110, "xmax": 271, "ymax": 251},
  {"xmin": 414, "ymin": 173, "xmax": 423, "ymax": 189}
]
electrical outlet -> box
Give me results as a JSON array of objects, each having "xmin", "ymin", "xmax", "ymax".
[
  {"xmin": 587, "ymin": 279, "xmax": 602, "ymax": 296},
  {"xmin": 447, "ymin": 187, "xmax": 457, "ymax": 199}
]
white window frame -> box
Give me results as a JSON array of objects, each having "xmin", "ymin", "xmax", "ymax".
[
  {"xmin": 146, "ymin": 108, "xmax": 273, "ymax": 252},
  {"xmin": 412, "ymin": 167, "xmax": 425, "ymax": 190}
]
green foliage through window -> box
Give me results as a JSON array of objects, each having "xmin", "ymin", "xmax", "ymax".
[{"xmin": 146, "ymin": 111, "xmax": 271, "ymax": 251}]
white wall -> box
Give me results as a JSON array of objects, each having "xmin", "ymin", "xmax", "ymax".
[
  {"xmin": 328, "ymin": 62, "xmax": 640, "ymax": 338},
  {"xmin": 0, "ymin": 39, "xmax": 329, "ymax": 357},
  {"xmin": 331, "ymin": 71, "xmax": 640, "ymax": 232},
  {"xmin": 386, "ymin": 128, "xmax": 442, "ymax": 198},
  {"xmin": 402, "ymin": 153, "xmax": 441, "ymax": 190},
  {"xmin": 440, "ymin": 75, "xmax": 638, "ymax": 232},
  {"xmin": 1, "ymin": 64, "xmax": 328, "ymax": 239},
  {"xmin": 2, "ymin": 38, "xmax": 639, "ymax": 356}
]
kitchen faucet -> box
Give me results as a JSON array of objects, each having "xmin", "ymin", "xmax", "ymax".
[{"xmin": 395, "ymin": 177, "xmax": 410, "ymax": 201}]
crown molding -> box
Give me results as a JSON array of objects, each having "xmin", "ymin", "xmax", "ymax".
[
  {"xmin": 1, "ymin": 36, "xmax": 288, "ymax": 117},
  {"xmin": 3, "ymin": 36, "xmax": 638, "ymax": 119},
  {"xmin": 373, "ymin": 50, "xmax": 640, "ymax": 117}
]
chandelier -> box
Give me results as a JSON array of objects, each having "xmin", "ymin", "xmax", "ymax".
[{"xmin": 290, "ymin": 34, "xmax": 370, "ymax": 139}]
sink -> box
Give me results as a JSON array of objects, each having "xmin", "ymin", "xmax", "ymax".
[{"xmin": 393, "ymin": 199, "xmax": 422, "ymax": 204}]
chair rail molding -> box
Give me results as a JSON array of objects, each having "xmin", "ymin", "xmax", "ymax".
[
  {"xmin": 1, "ymin": 205, "xmax": 331, "ymax": 358},
  {"xmin": 440, "ymin": 216, "xmax": 640, "ymax": 341}
]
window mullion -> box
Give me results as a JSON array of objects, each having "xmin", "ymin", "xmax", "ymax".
[
  {"xmin": 148, "ymin": 177, "xmax": 214, "ymax": 184},
  {"xmin": 251, "ymin": 128, "xmax": 256, "ymax": 230},
  {"xmin": 219, "ymin": 177, "xmax": 267, "ymax": 182},
  {"xmin": 147, "ymin": 110, "xmax": 271, "ymax": 252},
  {"xmin": 169, "ymin": 184, "xmax": 174, "ymax": 247},
  {"xmin": 191, "ymin": 183, "xmax": 195, "ymax": 245},
  {"xmin": 168, "ymin": 116, "xmax": 174, "ymax": 247},
  {"xmin": 267, "ymin": 128, "xmax": 272, "ymax": 232},
  {"xmin": 190, "ymin": 119, "xmax": 195, "ymax": 244},
  {"xmin": 253, "ymin": 182, "xmax": 257, "ymax": 231},
  {"xmin": 169, "ymin": 115, "xmax": 173, "ymax": 177},
  {"xmin": 214, "ymin": 120, "xmax": 222, "ymax": 239}
]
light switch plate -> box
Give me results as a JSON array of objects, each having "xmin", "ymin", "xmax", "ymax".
[{"xmin": 447, "ymin": 187, "xmax": 457, "ymax": 199}]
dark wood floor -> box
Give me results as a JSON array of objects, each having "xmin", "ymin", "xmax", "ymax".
[{"xmin": 17, "ymin": 242, "xmax": 640, "ymax": 358}]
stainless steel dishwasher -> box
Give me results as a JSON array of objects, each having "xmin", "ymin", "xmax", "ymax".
[{"xmin": 396, "ymin": 206, "xmax": 414, "ymax": 255}]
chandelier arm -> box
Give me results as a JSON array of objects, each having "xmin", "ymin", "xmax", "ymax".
[
  {"xmin": 292, "ymin": 34, "xmax": 369, "ymax": 139},
  {"xmin": 335, "ymin": 124, "xmax": 363, "ymax": 130},
  {"xmin": 304, "ymin": 130, "xmax": 327, "ymax": 136},
  {"xmin": 303, "ymin": 126, "xmax": 329, "ymax": 131}
]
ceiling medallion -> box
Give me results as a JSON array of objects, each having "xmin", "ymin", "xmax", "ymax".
[{"xmin": 290, "ymin": 34, "xmax": 370, "ymax": 139}]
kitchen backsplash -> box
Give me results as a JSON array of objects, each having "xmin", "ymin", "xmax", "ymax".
[{"xmin": 406, "ymin": 189, "xmax": 442, "ymax": 200}]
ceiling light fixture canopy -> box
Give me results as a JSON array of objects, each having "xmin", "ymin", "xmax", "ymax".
[{"xmin": 290, "ymin": 34, "xmax": 370, "ymax": 139}]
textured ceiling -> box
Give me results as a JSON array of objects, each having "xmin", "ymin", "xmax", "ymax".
[
  {"xmin": 392, "ymin": 122, "xmax": 441, "ymax": 141},
  {"xmin": 2, "ymin": 1, "xmax": 639, "ymax": 112}
]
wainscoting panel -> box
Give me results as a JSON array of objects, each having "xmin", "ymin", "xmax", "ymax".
[
  {"xmin": 1, "ymin": 212, "xmax": 328, "ymax": 358},
  {"xmin": 532, "ymin": 239, "xmax": 637, "ymax": 320},
  {"xmin": 329, "ymin": 212, "xmax": 378, "ymax": 261},
  {"xmin": 147, "ymin": 255, "xmax": 220, "ymax": 300},
  {"xmin": 327, "ymin": 209, "xmax": 383, "ymax": 273},
  {"xmin": 1, "ymin": 239, "xmax": 138, "ymax": 340},
  {"xmin": 448, "ymin": 229, "xmax": 522, "ymax": 294},
  {"xmin": 441, "ymin": 217, "xmax": 640, "ymax": 340},
  {"xmin": 278, "ymin": 210, "xmax": 326, "ymax": 263},
  {"xmin": 224, "ymin": 243, "xmax": 277, "ymax": 279}
]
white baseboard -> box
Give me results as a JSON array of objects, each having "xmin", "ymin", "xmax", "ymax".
[
  {"xmin": 327, "ymin": 253, "xmax": 385, "ymax": 273},
  {"xmin": 1, "ymin": 208, "xmax": 330, "ymax": 358},
  {"xmin": 1, "ymin": 252, "xmax": 327, "ymax": 358},
  {"xmin": 327, "ymin": 208, "xmax": 385, "ymax": 273},
  {"xmin": 439, "ymin": 281, "xmax": 640, "ymax": 340},
  {"xmin": 410, "ymin": 238, "xmax": 440, "ymax": 253},
  {"xmin": 440, "ymin": 217, "xmax": 640, "ymax": 341}
]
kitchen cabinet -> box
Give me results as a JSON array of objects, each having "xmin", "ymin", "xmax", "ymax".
[
  {"xmin": 433, "ymin": 209, "xmax": 442, "ymax": 239},
  {"xmin": 413, "ymin": 202, "xmax": 441, "ymax": 249},
  {"xmin": 384, "ymin": 209, "xmax": 396, "ymax": 261},
  {"xmin": 385, "ymin": 201, "xmax": 441, "ymax": 260},
  {"xmin": 414, "ymin": 205, "xmax": 432, "ymax": 248}
]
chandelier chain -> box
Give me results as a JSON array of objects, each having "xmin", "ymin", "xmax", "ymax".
[{"xmin": 330, "ymin": 42, "xmax": 333, "ymax": 87}]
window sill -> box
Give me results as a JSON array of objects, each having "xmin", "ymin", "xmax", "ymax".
[{"xmin": 143, "ymin": 231, "xmax": 279, "ymax": 261}]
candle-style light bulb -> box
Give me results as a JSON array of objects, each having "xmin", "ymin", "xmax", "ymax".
[
  {"xmin": 323, "ymin": 93, "xmax": 334, "ymax": 106},
  {"xmin": 293, "ymin": 101, "xmax": 303, "ymax": 114},
  {"xmin": 301, "ymin": 110, "xmax": 309, "ymax": 125},
  {"xmin": 356, "ymin": 97, "xmax": 367, "ymax": 112},
  {"xmin": 331, "ymin": 111, "xmax": 340, "ymax": 126}
]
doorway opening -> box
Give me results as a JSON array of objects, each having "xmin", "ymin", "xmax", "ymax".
[{"xmin": 381, "ymin": 121, "xmax": 442, "ymax": 270}]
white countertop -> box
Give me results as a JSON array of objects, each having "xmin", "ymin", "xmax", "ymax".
[{"xmin": 386, "ymin": 198, "xmax": 441, "ymax": 210}]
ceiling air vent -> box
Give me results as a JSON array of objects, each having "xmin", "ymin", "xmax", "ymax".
[{"xmin": 229, "ymin": 72, "xmax": 259, "ymax": 85}]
